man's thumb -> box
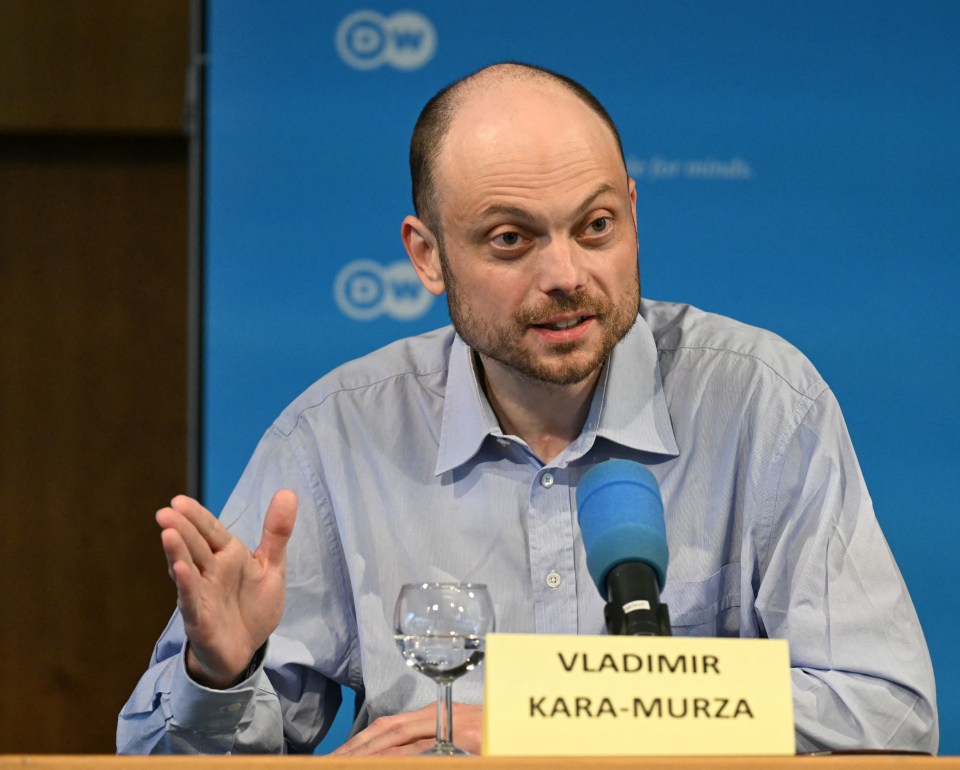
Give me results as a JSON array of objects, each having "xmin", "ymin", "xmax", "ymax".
[{"xmin": 257, "ymin": 488, "xmax": 298, "ymax": 566}]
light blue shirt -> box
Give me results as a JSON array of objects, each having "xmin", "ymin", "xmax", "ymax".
[{"xmin": 118, "ymin": 300, "xmax": 938, "ymax": 754}]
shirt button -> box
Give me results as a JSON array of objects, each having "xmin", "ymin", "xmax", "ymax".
[
  {"xmin": 546, "ymin": 571, "xmax": 562, "ymax": 589},
  {"xmin": 223, "ymin": 702, "xmax": 243, "ymax": 713},
  {"xmin": 541, "ymin": 472, "xmax": 555, "ymax": 489}
]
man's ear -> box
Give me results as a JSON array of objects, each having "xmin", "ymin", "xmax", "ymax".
[
  {"xmin": 401, "ymin": 215, "xmax": 445, "ymax": 297},
  {"xmin": 628, "ymin": 177, "xmax": 638, "ymax": 234}
]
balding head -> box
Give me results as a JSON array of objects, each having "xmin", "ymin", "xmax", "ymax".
[{"xmin": 409, "ymin": 63, "xmax": 626, "ymax": 238}]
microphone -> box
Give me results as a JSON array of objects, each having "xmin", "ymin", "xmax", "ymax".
[{"xmin": 576, "ymin": 459, "xmax": 671, "ymax": 636}]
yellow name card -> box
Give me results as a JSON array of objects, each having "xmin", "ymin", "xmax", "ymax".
[{"xmin": 483, "ymin": 633, "xmax": 794, "ymax": 757}]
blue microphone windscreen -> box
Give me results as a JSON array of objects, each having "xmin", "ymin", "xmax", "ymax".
[{"xmin": 576, "ymin": 459, "xmax": 668, "ymax": 598}]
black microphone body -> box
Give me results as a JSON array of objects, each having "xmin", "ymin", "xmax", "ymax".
[{"xmin": 604, "ymin": 562, "xmax": 672, "ymax": 637}]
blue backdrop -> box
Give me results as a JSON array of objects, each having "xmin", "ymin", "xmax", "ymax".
[{"xmin": 201, "ymin": 0, "xmax": 959, "ymax": 754}]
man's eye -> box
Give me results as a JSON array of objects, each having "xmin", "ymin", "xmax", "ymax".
[
  {"xmin": 493, "ymin": 232, "xmax": 522, "ymax": 248},
  {"xmin": 587, "ymin": 217, "xmax": 610, "ymax": 234}
]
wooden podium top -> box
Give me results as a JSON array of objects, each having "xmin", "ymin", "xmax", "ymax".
[{"xmin": 0, "ymin": 756, "xmax": 957, "ymax": 770}]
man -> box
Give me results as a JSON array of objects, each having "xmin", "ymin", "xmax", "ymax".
[{"xmin": 118, "ymin": 63, "xmax": 938, "ymax": 755}]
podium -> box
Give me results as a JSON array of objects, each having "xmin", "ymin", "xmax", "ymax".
[{"xmin": 0, "ymin": 757, "xmax": 957, "ymax": 769}]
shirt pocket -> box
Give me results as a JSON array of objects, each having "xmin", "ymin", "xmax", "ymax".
[{"xmin": 662, "ymin": 562, "xmax": 742, "ymax": 637}]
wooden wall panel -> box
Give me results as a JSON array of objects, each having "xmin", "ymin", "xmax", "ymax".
[
  {"xmin": 0, "ymin": 136, "xmax": 188, "ymax": 753},
  {"xmin": 0, "ymin": 0, "xmax": 191, "ymax": 753},
  {"xmin": 0, "ymin": 0, "xmax": 190, "ymax": 133}
]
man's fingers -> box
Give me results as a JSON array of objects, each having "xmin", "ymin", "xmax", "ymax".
[
  {"xmin": 158, "ymin": 525, "xmax": 191, "ymax": 573},
  {"xmin": 156, "ymin": 506, "xmax": 216, "ymax": 570},
  {"xmin": 333, "ymin": 702, "xmax": 435, "ymax": 756},
  {"xmin": 158, "ymin": 529, "xmax": 203, "ymax": 621},
  {"xmin": 170, "ymin": 495, "xmax": 233, "ymax": 551},
  {"xmin": 334, "ymin": 703, "xmax": 484, "ymax": 756},
  {"xmin": 364, "ymin": 738, "xmax": 437, "ymax": 757},
  {"xmin": 169, "ymin": 560, "xmax": 203, "ymax": 622},
  {"xmin": 333, "ymin": 716, "xmax": 430, "ymax": 756},
  {"xmin": 255, "ymin": 489, "xmax": 298, "ymax": 568}
]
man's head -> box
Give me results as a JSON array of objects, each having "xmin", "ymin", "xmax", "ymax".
[{"xmin": 402, "ymin": 62, "xmax": 640, "ymax": 388}]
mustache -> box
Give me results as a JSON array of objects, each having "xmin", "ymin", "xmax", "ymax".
[{"xmin": 516, "ymin": 289, "xmax": 608, "ymax": 325}]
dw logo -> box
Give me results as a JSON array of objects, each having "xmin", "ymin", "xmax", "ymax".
[
  {"xmin": 334, "ymin": 260, "xmax": 434, "ymax": 321},
  {"xmin": 335, "ymin": 10, "xmax": 437, "ymax": 71}
]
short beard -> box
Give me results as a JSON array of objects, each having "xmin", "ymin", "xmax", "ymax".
[{"xmin": 440, "ymin": 249, "xmax": 640, "ymax": 386}]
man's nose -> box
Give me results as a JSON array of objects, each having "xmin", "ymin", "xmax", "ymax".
[{"xmin": 536, "ymin": 238, "xmax": 584, "ymax": 295}]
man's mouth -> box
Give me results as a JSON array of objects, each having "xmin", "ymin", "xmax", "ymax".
[{"xmin": 533, "ymin": 315, "xmax": 591, "ymax": 331}]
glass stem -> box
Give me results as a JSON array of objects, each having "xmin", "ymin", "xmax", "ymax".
[{"xmin": 436, "ymin": 681, "xmax": 454, "ymax": 747}]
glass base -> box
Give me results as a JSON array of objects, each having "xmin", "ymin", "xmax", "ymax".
[{"xmin": 420, "ymin": 741, "xmax": 469, "ymax": 756}]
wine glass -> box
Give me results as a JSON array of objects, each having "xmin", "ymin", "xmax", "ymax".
[{"xmin": 394, "ymin": 582, "xmax": 495, "ymax": 755}]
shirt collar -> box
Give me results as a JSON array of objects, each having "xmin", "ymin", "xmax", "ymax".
[
  {"xmin": 434, "ymin": 315, "xmax": 678, "ymax": 475},
  {"xmin": 435, "ymin": 335, "xmax": 500, "ymax": 475},
  {"xmin": 587, "ymin": 315, "xmax": 679, "ymax": 456}
]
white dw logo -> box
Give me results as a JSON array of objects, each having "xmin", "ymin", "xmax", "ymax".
[
  {"xmin": 334, "ymin": 260, "xmax": 434, "ymax": 321},
  {"xmin": 335, "ymin": 10, "xmax": 437, "ymax": 71}
]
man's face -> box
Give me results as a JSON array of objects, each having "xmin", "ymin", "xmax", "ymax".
[{"xmin": 430, "ymin": 81, "xmax": 640, "ymax": 387}]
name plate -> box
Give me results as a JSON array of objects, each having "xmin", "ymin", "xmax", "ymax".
[{"xmin": 483, "ymin": 633, "xmax": 794, "ymax": 756}]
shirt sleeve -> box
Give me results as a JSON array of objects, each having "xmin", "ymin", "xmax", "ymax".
[
  {"xmin": 117, "ymin": 424, "xmax": 358, "ymax": 754},
  {"xmin": 755, "ymin": 388, "xmax": 938, "ymax": 753}
]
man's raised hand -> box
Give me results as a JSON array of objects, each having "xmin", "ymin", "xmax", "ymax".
[{"xmin": 155, "ymin": 489, "xmax": 298, "ymax": 688}]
